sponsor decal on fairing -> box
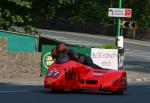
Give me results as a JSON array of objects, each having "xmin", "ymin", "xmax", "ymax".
[{"xmin": 48, "ymin": 68, "xmax": 60, "ymax": 77}]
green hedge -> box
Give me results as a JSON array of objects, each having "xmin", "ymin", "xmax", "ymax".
[{"xmin": 96, "ymin": 44, "xmax": 119, "ymax": 49}]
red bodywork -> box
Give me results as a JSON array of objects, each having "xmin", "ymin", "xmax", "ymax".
[{"xmin": 44, "ymin": 61, "xmax": 127, "ymax": 93}]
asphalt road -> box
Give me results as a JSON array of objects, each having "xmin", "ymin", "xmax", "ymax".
[
  {"xmin": 39, "ymin": 29, "xmax": 150, "ymax": 70},
  {"xmin": 0, "ymin": 84, "xmax": 150, "ymax": 103}
]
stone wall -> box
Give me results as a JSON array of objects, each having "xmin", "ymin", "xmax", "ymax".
[
  {"xmin": 0, "ymin": 38, "xmax": 41, "ymax": 78},
  {"xmin": 0, "ymin": 38, "xmax": 7, "ymax": 52},
  {"xmin": 0, "ymin": 52, "xmax": 41, "ymax": 78}
]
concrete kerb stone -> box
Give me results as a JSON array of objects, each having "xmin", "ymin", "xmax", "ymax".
[
  {"xmin": 126, "ymin": 70, "xmax": 150, "ymax": 84},
  {"xmin": 0, "ymin": 77, "xmax": 44, "ymax": 86},
  {"xmin": 125, "ymin": 64, "xmax": 150, "ymax": 84}
]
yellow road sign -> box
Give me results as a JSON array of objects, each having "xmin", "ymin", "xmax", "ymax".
[{"xmin": 121, "ymin": 21, "xmax": 137, "ymax": 29}]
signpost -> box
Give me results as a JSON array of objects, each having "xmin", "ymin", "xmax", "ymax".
[
  {"xmin": 108, "ymin": 8, "xmax": 132, "ymax": 18},
  {"xmin": 108, "ymin": 0, "xmax": 132, "ymax": 48},
  {"xmin": 121, "ymin": 20, "xmax": 137, "ymax": 39}
]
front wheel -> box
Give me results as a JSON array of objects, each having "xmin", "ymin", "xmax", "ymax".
[{"xmin": 111, "ymin": 90, "xmax": 124, "ymax": 95}]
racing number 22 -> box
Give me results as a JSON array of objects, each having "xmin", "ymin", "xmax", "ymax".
[{"xmin": 64, "ymin": 68, "xmax": 76, "ymax": 80}]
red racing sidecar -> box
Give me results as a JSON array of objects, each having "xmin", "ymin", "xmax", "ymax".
[{"xmin": 44, "ymin": 61, "xmax": 127, "ymax": 94}]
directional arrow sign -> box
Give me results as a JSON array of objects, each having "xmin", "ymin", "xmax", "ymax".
[
  {"xmin": 121, "ymin": 21, "xmax": 137, "ymax": 29},
  {"xmin": 108, "ymin": 8, "xmax": 132, "ymax": 18}
]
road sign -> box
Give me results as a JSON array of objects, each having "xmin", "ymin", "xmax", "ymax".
[
  {"xmin": 108, "ymin": 8, "xmax": 132, "ymax": 18},
  {"xmin": 121, "ymin": 21, "xmax": 137, "ymax": 29},
  {"xmin": 91, "ymin": 48, "xmax": 119, "ymax": 70}
]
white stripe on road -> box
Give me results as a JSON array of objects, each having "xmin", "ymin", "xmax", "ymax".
[
  {"xmin": 125, "ymin": 52, "xmax": 150, "ymax": 56},
  {"xmin": 125, "ymin": 49, "xmax": 150, "ymax": 54},
  {"xmin": 125, "ymin": 54, "xmax": 150, "ymax": 60},
  {"xmin": 0, "ymin": 90, "xmax": 32, "ymax": 93},
  {"xmin": 136, "ymin": 79, "xmax": 142, "ymax": 82},
  {"xmin": 143, "ymin": 78, "xmax": 150, "ymax": 82},
  {"xmin": 126, "ymin": 52, "xmax": 150, "ymax": 55},
  {"xmin": 125, "ymin": 49, "xmax": 150, "ymax": 59}
]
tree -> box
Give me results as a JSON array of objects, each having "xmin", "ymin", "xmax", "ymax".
[
  {"xmin": 0, "ymin": 0, "xmax": 149, "ymax": 35},
  {"xmin": 123, "ymin": 0, "xmax": 150, "ymax": 27},
  {"xmin": 0, "ymin": 0, "xmax": 38, "ymax": 35}
]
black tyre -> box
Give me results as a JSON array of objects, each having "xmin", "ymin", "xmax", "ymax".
[
  {"xmin": 51, "ymin": 88, "xmax": 64, "ymax": 93},
  {"xmin": 111, "ymin": 90, "xmax": 124, "ymax": 95},
  {"xmin": 72, "ymin": 89, "xmax": 82, "ymax": 93}
]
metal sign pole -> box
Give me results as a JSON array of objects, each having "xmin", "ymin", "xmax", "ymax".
[{"xmin": 116, "ymin": 0, "xmax": 122, "ymax": 46}]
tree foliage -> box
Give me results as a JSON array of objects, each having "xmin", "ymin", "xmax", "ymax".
[
  {"xmin": 0, "ymin": 0, "xmax": 149, "ymax": 35},
  {"xmin": 0, "ymin": 0, "xmax": 38, "ymax": 35}
]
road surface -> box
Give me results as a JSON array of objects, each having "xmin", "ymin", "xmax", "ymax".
[
  {"xmin": 0, "ymin": 84, "xmax": 150, "ymax": 103},
  {"xmin": 39, "ymin": 29, "xmax": 150, "ymax": 71}
]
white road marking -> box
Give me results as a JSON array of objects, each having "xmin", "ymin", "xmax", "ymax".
[
  {"xmin": 125, "ymin": 52, "xmax": 150, "ymax": 56},
  {"xmin": 125, "ymin": 54, "xmax": 150, "ymax": 60},
  {"xmin": 125, "ymin": 51, "xmax": 150, "ymax": 55},
  {"xmin": 0, "ymin": 90, "xmax": 32, "ymax": 93},
  {"xmin": 128, "ymin": 52, "xmax": 150, "ymax": 55},
  {"xmin": 143, "ymin": 78, "xmax": 150, "ymax": 82},
  {"xmin": 124, "ymin": 41, "xmax": 150, "ymax": 47},
  {"xmin": 125, "ymin": 49, "xmax": 150, "ymax": 54},
  {"xmin": 136, "ymin": 79, "xmax": 142, "ymax": 82},
  {"xmin": 125, "ymin": 49, "xmax": 150, "ymax": 59},
  {"xmin": 127, "ymin": 79, "xmax": 131, "ymax": 82},
  {"xmin": 126, "ymin": 53, "xmax": 150, "ymax": 59}
]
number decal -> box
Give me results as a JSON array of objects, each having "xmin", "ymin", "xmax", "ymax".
[{"xmin": 64, "ymin": 68, "xmax": 76, "ymax": 80}]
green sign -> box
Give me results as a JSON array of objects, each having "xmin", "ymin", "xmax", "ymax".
[
  {"xmin": 43, "ymin": 52, "xmax": 53, "ymax": 69},
  {"xmin": 41, "ymin": 45, "xmax": 91, "ymax": 76},
  {"xmin": 0, "ymin": 31, "xmax": 38, "ymax": 52},
  {"xmin": 42, "ymin": 45, "xmax": 55, "ymax": 76}
]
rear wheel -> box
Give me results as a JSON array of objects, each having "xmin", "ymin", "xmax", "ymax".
[
  {"xmin": 72, "ymin": 89, "xmax": 82, "ymax": 93},
  {"xmin": 51, "ymin": 88, "xmax": 64, "ymax": 93}
]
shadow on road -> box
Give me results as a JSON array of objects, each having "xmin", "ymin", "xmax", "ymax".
[{"xmin": 34, "ymin": 89, "xmax": 127, "ymax": 96}]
